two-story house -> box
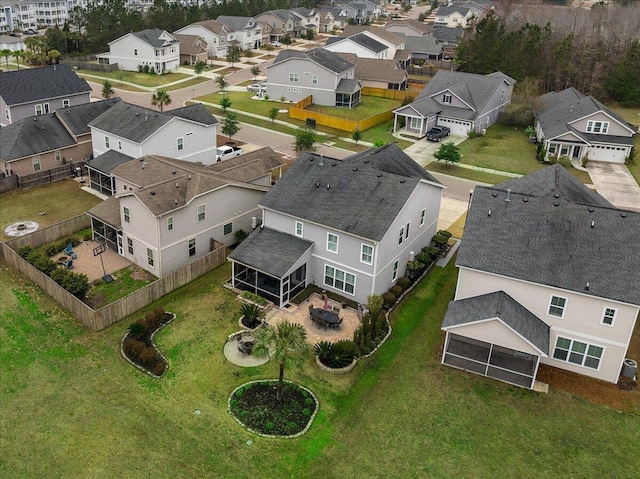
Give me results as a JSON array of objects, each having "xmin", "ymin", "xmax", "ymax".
[
  {"xmin": 535, "ymin": 87, "xmax": 636, "ymax": 164},
  {"xmin": 174, "ymin": 20, "xmax": 230, "ymax": 58},
  {"xmin": 266, "ymin": 48, "xmax": 361, "ymax": 107},
  {"xmin": 325, "ymin": 32, "xmax": 389, "ymax": 59},
  {"xmin": 393, "ymin": 70, "xmax": 515, "ymax": 137},
  {"xmin": 441, "ymin": 165, "xmax": 639, "ymax": 388},
  {"xmin": 228, "ymin": 144, "xmax": 445, "ymax": 307},
  {"xmin": 255, "ymin": 10, "xmax": 297, "ymax": 40},
  {"xmin": 216, "ymin": 16, "xmax": 262, "ymax": 50},
  {"xmin": 0, "ymin": 64, "xmax": 91, "ymax": 127},
  {"xmin": 384, "ymin": 19, "xmax": 434, "ymax": 38},
  {"xmin": 289, "ymin": 7, "xmax": 320, "ymax": 36},
  {"xmin": 96, "ymin": 29, "xmax": 180, "ymax": 73},
  {"xmin": 172, "ymin": 33, "xmax": 207, "ymax": 66},
  {"xmin": 87, "ymin": 148, "xmax": 285, "ymax": 277},
  {"xmin": 338, "ymin": 25, "xmax": 406, "ymax": 59},
  {"xmin": 433, "ymin": 2, "xmax": 485, "ymax": 28},
  {"xmin": 88, "ymin": 102, "xmax": 218, "ymax": 167}
]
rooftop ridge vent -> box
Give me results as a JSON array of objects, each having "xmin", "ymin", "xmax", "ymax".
[
  {"xmin": 491, "ymin": 192, "xmax": 498, "ymax": 197},
  {"xmin": 553, "ymin": 201, "xmax": 559, "ymax": 207},
  {"xmin": 522, "ymin": 198, "xmax": 528, "ymax": 203},
  {"xmin": 588, "ymin": 207, "xmax": 595, "ymax": 212}
]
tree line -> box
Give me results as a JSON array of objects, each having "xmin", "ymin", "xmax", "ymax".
[{"xmin": 456, "ymin": 3, "xmax": 640, "ymax": 107}]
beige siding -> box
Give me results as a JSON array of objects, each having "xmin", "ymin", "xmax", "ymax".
[
  {"xmin": 142, "ymin": 119, "xmax": 217, "ymax": 164},
  {"xmin": 456, "ymin": 267, "xmax": 639, "ymax": 382},
  {"xmin": 446, "ymin": 319, "xmax": 543, "ymax": 356},
  {"xmin": 570, "ymin": 112, "xmax": 634, "ymax": 137}
]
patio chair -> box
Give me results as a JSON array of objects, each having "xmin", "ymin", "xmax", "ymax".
[
  {"xmin": 332, "ymin": 305, "xmax": 341, "ymax": 314},
  {"xmin": 332, "ymin": 318, "xmax": 343, "ymax": 331},
  {"xmin": 62, "ymin": 259, "xmax": 73, "ymax": 269},
  {"xmin": 63, "ymin": 243, "xmax": 77, "ymax": 259}
]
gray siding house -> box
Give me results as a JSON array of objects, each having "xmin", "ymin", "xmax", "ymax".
[
  {"xmin": 0, "ymin": 64, "xmax": 91, "ymax": 127},
  {"xmin": 266, "ymin": 48, "xmax": 361, "ymax": 107},
  {"xmin": 87, "ymin": 148, "xmax": 284, "ymax": 277},
  {"xmin": 174, "ymin": 20, "xmax": 230, "ymax": 58},
  {"xmin": 442, "ymin": 166, "xmax": 640, "ymax": 388},
  {"xmin": 228, "ymin": 144, "xmax": 445, "ymax": 307},
  {"xmin": 393, "ymin": 70, "xmax": 515, "ymax": 138}
]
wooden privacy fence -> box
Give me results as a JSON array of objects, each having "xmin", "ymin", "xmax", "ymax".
[
  {"xmin": 13, "ymin": 162, "xmax": 83, "ymax": 190},
  {"xmin": 289, "ymin": 95, "xmax": 394, "ymax": 132},
  {"xmin": 1, "ymin": 216, "xmax": 227, "ymax": 331},
  {"xmin": 0, "ymin": 174, "xmax": 18, "ymax": 194},
  {"xmin": 62, "ymin": 57, "xmax": 119, "ymax": 73},
  {"xmin": 361, "ymin": 87, "xmax": 416, "ymax": 101}
]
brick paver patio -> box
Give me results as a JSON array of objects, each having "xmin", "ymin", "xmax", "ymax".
[{"xmin": 265, "ymin": 293, "xmax": 361, "ymax": 345}]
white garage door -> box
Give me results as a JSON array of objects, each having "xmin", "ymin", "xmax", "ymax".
[
  {"xmin": 437, "ymin": 117, "xmax": 471, "ymax": 136},
  {"xmin": 588, "ymin": 145, "xmax": 628, "ymax": 163}
]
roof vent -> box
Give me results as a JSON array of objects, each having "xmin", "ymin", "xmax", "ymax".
[
  {"xmin": 172, "ymin": 171, "xmax": 176, "ymax": 175},
  {"xmin": 316, "ymin": 181, "xmax": 320, "ymax": 187},
  {"xmin": 176, "ymin": 182, "xmax": 179, "ymax": 188},
  {"xmin": 42, "ymin": 127, "xmax": 45, "ymax": 130},
  {"xmin": 399, "ymin": 179, "xmax": 405, "ymax": 183},
  {"xmin": 522, "ymin": 198, "xmax": 528, "ymax": 203},
  {"xmin": 139, "ymin": 186, "xmax": 143, "ymax": 189},
  {"xmin": 621, "ymin": 212, "xmax": 627, "ymax": 218},
  {"xmin": 588, "ymin": 207, "xmax": 595, "ymax": 213},
  {"xmin": 33, "ymin": 118, "xmax": 37, "ymax": 121},
  {"xmin": 150, "ymin": 191, "xmax": 155, "ymax": 196},
  {"xmin": 553, "ymin": 193, "xmax": 560, "ymax": 199},
  {"xmin": 491, "ymin": 192, "xmax": 498, "ymax": 198},
  {"xmin": 175, "ymin": 199, "xmax": 178, "ymax": 205},
  {"xmin": 363, "ymin": 160, "xmax": 369, "ymax": 164},
  {"xmin": 505, "ymin": 188, "xmax": 511, "ymax": 202},
  {"xmin": 553, "ymin": 201, "xmax": 559, "ymax": 207},
  {"xmin": 309, "ymin": 157, "xmax": 314, "ymax": 162},
  {"xmin": 327, "ymin": 184, "xmax": 330, "ymax": 189},
  {"xmin": 487, "ymin": 209, "xmax": 491, "ymax": 217},
  {"xmin": 377, "ymin": 174, "xmax": 382, "ymax": 178},
  {"xmin": 188, "ymin": 175, "xmax": 191, "ymax": 180},
  {"xmin": 352, "ymin": 167, "xmax": 357, "ymax": 172},
  {"xmin": 585, "ymin": 282, "xmax": 590, "ymax": 291},
  {"xmin": 331, "ymin": 163, "xmax": 336, "ymax": 167},
  {"xmin": 591, "ymin": 220, "xmax": 595, "ymax": 228},
  {"xmin": 136, "ymin": 112, "xmax": 139, "ymax": 116}
]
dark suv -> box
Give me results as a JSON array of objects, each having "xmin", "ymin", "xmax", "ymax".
[{"xmin": 426, "ymin": 126, "xmax": 451, "ymax": 142}]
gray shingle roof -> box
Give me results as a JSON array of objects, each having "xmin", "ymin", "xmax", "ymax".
[
  {"xmin": 1, "ymin": 113, "xmax": 75, "ymax": 161},
  {"xmin": 537, "ymin": 87, "xmax": 634, "ymax": 141},
  {"xmin": 216, "ymin": 16, "xmax": 254, "ymax": 31},
  {"xmin": 457, "ymin": 165, "xmax": 640, "ymax": 306},
  {"xmin": 259, "ymin": 144, "xmax": 442, "ymax": 241},
  {"xmin": 442, "ymin": 291, "xmax": 550, "ymax": 354},
  {"xmin": 131, "ymin": 29, "xmax": 178, "ymax": 48},
  {"xmin": 55, "ymin": 98, "xmax": 121, "ymax": 137},
  {"xmin": 349, "ymin": 33, "xmax": 387, "ymax": 53},
  {"xmin": 86, "ymin": 196, "xmax": 121, "ymax": 229},
  {"xmin": 433, "ymin": 26, "xmax": 464, "ymax": 43},
  {"xmin": 337, "ymin": 54, "xmax": 408, "ymax": 84},
  {"xmin": 228, "ymin": 227, "xmax": 314, "ymax": 278},
  {"xmin": 168, "ymin": 104, "xmax": 218, "ymax": 125},
  {"xmin": 182, "ymin": 20, "xmax": 227, "ymax": 35},
  {"xmin": 384, "ymin": 19, "xmax": 434, "ymax": 36},
  {"xmin": 271, "ymin": 48, "xmax": 354, "ymax": 74},
  {"xmin": 207, "ymin": 147, "xmax": 284, "ymax": 183},
  {"xmin": 399, "ymin": 35, "xmax": 443, "ymax": 55},
  {"xmin": 336, "ymin": 78, "xmax": 361, "ymax": 94},
  {"xmin": 87, "ymin": 150, "xmax": 134, "ymax": 174},
  {"xmin": 0, "ymin": 64, "xmax": 91, "ymax": 106}
]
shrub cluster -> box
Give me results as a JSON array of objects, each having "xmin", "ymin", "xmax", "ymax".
[
  {"xmin": 241, "ymin": 290, "xmax": 268, "ymax": 306},
  {"xmin": 314, "ymin": 340, "xmax": 358, "ymax": 369},
  {"xmin": 137, "ymin": 64, "xmax": 155, "ymax": 74},
  {"xmin": 122, "ymin": 308, "xmax": 169, "ymax": 377},
  {"xmin": 44, "ymin": 235, "xmax": 81, "ymax": 257},
  {"xmin": 353, "ymin": 295, "xmax": 388, "ymax": 356},
  {"xmin": 20, "ymin": 247, "xmax": 89, "ymax": 299}
]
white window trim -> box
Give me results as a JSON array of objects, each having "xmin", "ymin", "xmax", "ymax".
[
  {"xmin": 123, "ymin": 206, "xmax": 130, "ymax": 223},
  {"xmin": 600, "ymin": 306, "xmax": 617, "ymax": 327},
  {"xmin": 547, "ymin": 295, "xmax": 568, "ymax": 319},
  {"xmin": 188, "ymin": 237, "xmax": 196, "ymax": 257},
  {"xmin": 147, "ymin": 248, "xmax": 154, "ymax": 267},
  {"xmin": 167, "ymin": 216, "xmax": 173, "ymax": 231},
  {"xmin": 327, "ymin": 232, "xmax": 339, "ymax": 253},
  {"xmin": 409, "ymin": 117, "xmax": 421, "ymax": 129},
  {"xmin": 43, "ymin": 103, "xmax": 49, "ymax": 114},
  {"xmin": 35, "ymin": 104, "xmax": 43, "ymax": 115},
  {"xmin": 392, "ymin": 260, "xmax": 399, "ymax": 281},
  {"xmin": 55, "ymin": 150, "xmax": 61, "ymax": 161},
  {"xmin": 552, "ymin": 336, "xmax": 604, "ymax": 371},
  {"xmin": 62, "ymin": 99, "xmax": 70, "ymax": 107},
  {"xmin": 398, "ymin": 226, "xmax": 404, "ymax": 246},
  {"xmin": 127, "ymin": 237, "xmax": 133, "ymax": 255},
  {"xmin": 420, "ymin": 208, "xmax": 426, "ymax": 227},
  {"xmin": 289, "ymin": 72, "xmax": 299, "ymax": 82},
  {"xmin": 405, "ymin": 221, "xmax": 410, "ymax": 240},
  {"xmin": 295, "ymin": 221, "xmax": 303, "ymax": 237},
  {"xmin": 177, "ymin": 137, "xmax": 184, "ymax": 151},
  {"xmin": 32, "ymin": 155, "xmax": 41, "ymax": 171},
  {"xmin": 5, "ymin": 109, "xmax": 10, "ymax": 121},
  {"xmin": 586, "ymin": 120, "xmax": 609, "ymax": 134},
  {"xmin": 324, "ymin": 264, "xmax": 356, "ymax": 296},
  {"xmin": 105, "ymin": 136, "xmax": 110, "ymax": 148},
  {"xmin": 360, "ymin": 243, "xmax": 373, "ymax": 265},
  {"xmin": 443, "ymin": 94, "xmax": 452, "ymax": 104},
  {"xmin": 197, "ymin": 204, "xmax": 205, "ymax": 222}
]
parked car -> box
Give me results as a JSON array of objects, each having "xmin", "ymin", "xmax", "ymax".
[
  {"xmin": 426, "ymin": 126, "xmax": 451, "ymax": 142},
  {"xmin": 247, "ymin": 82, "xmax": 267, "ymax": 93},
  {"xmin": 24, "ymin": 28, "xmax": 38, "ymax": 35},
  {"xmin": 270, "ymin": 41, "xmax": 282, "ymax": 47},
  {"xmin": 216, "ymin": 145, "xmax": 243, "ymax": 162}
]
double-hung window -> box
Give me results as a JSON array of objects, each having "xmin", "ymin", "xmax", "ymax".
[
  {"xmin": 420, "ymin": 209, "xmax": 426, "ymax": 226},
  {"xmin": 312, "ymin": 75, "xmax": 318, "ymax": 84},
  {"xmin": 197, "ymin": 205, "xmax": 205, "ymax": 222},
  {"xmin": 55, "ymin": 150, "xmax": 61, "ymax": 161},
  {"xmin": 586, "ymin": 120, "xmax": 609, "ymax": 134},
  {"xmin": 32, "ymin": 155, "xmax": 41, "ymax": 171},
  {"xmin": 123, "ymin": 206, "xmax": 130, "ymax": 223},
  {"xmin": 188, "ymin": 238, "xmax": 196, "ymax": 257},
  {"xmin": 361, "ymin": 244, "xmax": 373, "ymax": 265},
  {"xmin": 289, "ymin": 73, "xmax": 299, "ymax": 82},
  {"xmin": 177, "ymin": 137, "xmax": 184, "ymax": 151},
  {"xmin": 405, "ymin": 222, "xmax": 410, "ymax": 240},
  {"xmin": 35, "ymin": 104, "xmax": 43, "ymax": 115},
  {"xmin": 601, "ymin": 307, "xmax": 616, "ymax": 326},
  {"xmin": 167, "ymin": 217, "xmax": 173, "ymax": 231},
  {"xmin": 327, "ymin": 233, "xmax": 338, "ymax": 253},
  {"xmin": 147, "ymin": 248, "xmax": 154, "ymax": 267},
  {"xmin": 105, "ymin": 136, "xmax": 110, "ymax": 148},
  {"xmin": 398, "ymin": 226, "xmax": 404, "ymax": 245},
  {"xmin": 324, "ymin": 265, "xmax": 355, "ymax": 295},
  {"xmin": 392, "ymin": 260, "xmax": 399, "ymax": 281},
  {"xmin": 127, "ymin": 237, "xmax": 134, "ymax": 255},
  {"xmin": 548, "ymin": 295, "xmax": 567, "ymax": 318},
  {"xmin": 553, "ymin": 337, "xmax": 603, "ymax": 370},
  {"xmin": 295, "ymin": 221, "xmax": 303, "ymax": 237}
]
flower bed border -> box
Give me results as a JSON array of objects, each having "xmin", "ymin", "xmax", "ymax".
[
  {"xmin": 120, "ymin": 312, "xmax": 175, "ymax": 378},
  {"xmin": 227, "ymin": 380, "xmax": 319, "ymax": 439},
  {"xmin": 315, "ymin": 356, "xmax": 358, "ymax": 375}
]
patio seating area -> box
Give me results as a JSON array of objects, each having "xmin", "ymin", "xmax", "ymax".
[
  {"xmin": 223, "ymin": 331, "xmax": 270, "ymax": 367},
  {"xmin": 51, "ymin": 240, "xmax": 132, "ymax": 282},
  {"xmin": 265, "ymin": 293, "xmax": 361, "ymax": 345}
]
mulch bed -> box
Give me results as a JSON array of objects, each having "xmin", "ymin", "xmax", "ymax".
[
  {"xmin": 537, "ymin": 364, "xmax": 639, "ymax": 412},
  {"xmin": 122, "ymin": 310, "xmax": 173, "ymax": 377},
  {"xmin": 229, "ymin": 381, "xmax": 317, "ymax": 436}
]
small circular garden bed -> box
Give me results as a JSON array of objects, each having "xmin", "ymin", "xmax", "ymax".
[{"xmin": 228, "ymin": 380, "xmax": 318, "ymax": 438}]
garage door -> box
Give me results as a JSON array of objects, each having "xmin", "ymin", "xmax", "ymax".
[
  {"xmin": 437, "ymin": 118, "xmax": 471, "ymax": 136},
  {"xmin": 588, "ymin": 145, "xmax": 628, "ymax": 163}
]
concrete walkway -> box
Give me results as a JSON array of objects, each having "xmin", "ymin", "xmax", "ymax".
[{"xmin": 587, "ymin": 162, "xmax": 640, "ymax": 212}]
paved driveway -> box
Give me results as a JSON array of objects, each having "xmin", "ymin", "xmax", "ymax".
[
  {"xmin": 587, "ymin": 162, "xmax": 640, "ymax": 212},
  {"xmin": 404, "ymin": 135, "xmax": 467, "ymax": 168}
]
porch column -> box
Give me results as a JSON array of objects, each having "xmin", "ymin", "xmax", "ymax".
[{"xmin": 393, "ymin": 114, "xmax": 398, "ymax": 134}]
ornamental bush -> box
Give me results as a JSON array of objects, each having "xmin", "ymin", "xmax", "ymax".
[
  {"xmin": 397, "ymin": 276, "xmax": 411, "ymax": 290},
  {"xmin": 382, "ymin": 291, "xmax": 396, "ymax": 308}
]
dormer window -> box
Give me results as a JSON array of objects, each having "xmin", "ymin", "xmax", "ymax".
[
  {"xmin": 586, "ymin": 121, "xmax": 609, "ymax": 134},
  {"xmin": 443, "ymin": 94, "xmax": 452, "ymax": 104}
]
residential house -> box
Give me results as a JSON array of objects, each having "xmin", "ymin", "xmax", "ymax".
[
  {"xmin": 1, "ymin": 99, "xmax": 119, "ymax": 176},
  {"xmin": 433, "ymin": 2, "xmax": 485, "ymax": 28},
  {"xmin": 338, "ymin": 25, "xmax": 405, "ymax": 59},
  {"xmin": 290, "ymin": 7, "xmax": 320, "ymax": 36},
  {"xmin": 172, "ymin": 33, "xmax": 207, "ymax": 66},
  {"xmin": 266, "ymin": 48, "xmax": 361, "ymax": 107},
  {"xmin": 337, "ymin": 53, "xmax": 408, "ymax": 90},
  {"xmin": 335, "ymin": 1, "xmax": 377, "ymax": 25},
  {"xmin": 228, "ymin": 144, "xmax": 445, "ymax": 307},
  {"xmin": 0, "ymin": 64, "xmax": 91, "ymax": 127},
  {"xmin": 216, "ymin": 16, "xmax": 262, "ymax": 50},
  {"xmin": 0, "ymin": 33, "xmax": 25, "ymax": 51},
  {"xmin": 96, "ymin": 29, "xmax": 180, "ymax": 73},
  {"xmin": 325, "ymin": 32, "xmax": 389, "ymax": 59},
  {"xmin": 88, "ymin": 102, "xmax": 219, "ymax": 168},
  {"xmin": 255, "ymin": 10, "xmax": 297, "ymax": 40},
  {"xmin": 393, "ymin": 70, "xmax": 515, "ymax": 138},
  {"xmin": 318, "ymin": 9, "xmax": 338, "ymax": 33},
  {"xmin": 86, "ymin": 148, "xmax": 285, "ymax": 277},
  {"xmin": 399, "ymin": 34, "xmax": 443, "ymax": 61},
  {"xmin": 441, "ymin": 165, "xmax": 640, "ymax": 388},
  {"xmin": 535, "ymin": 87, "xmax": 636, "ymax": 164},
  {"xmin": 174, "ymin": 20, "xmax": 230, "ymax": 58},
  {"xmin": 384, "ymin": 19, "xmax": 434, "ymax": 37},
  {"xmin": 433, "ymin": 26, "xmax": 464, "ymax": 60}
]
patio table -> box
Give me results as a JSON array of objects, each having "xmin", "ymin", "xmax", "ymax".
[{"xmin": 310, "ymin": 308, "xmax": 340, "ymax": 329}]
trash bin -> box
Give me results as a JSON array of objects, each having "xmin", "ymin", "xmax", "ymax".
[
  {"xmin": 306, "ymin": 118, "xmax": 316, "ymax": 128},
  {"xmin": 621, "ymin": 358, "xmax": 637, "ymax": 378}
]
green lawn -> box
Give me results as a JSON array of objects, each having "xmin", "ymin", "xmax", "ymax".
[
  {"xmin": 0, "ymin": 179, "xmax": 102, "ymax": 240},
  {"xmin": 76, "ymin": 69, "xmax": 191, "ymax": 87},
  {"xmin": 1, "ymin": 254, "xmax": 638, "ymax": 478},
  {"xmin": 305, "ymin": 97, "xmax": 402, "ymax": 120},
  {"xmin": 458, "ymin": 124, "xmax": 592, "ymax": 184},
  {"xmin": 426, "ymin": 162, "xmax": 510, "ymax": 185}
]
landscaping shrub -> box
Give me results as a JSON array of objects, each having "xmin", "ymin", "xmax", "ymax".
[
  {"xmin": 56, "ymin": 269, "xmax": 90, "ymax": 299},
  {"xmin": 235, "ymin": 229, "xmax": 248, "ymax": 244},
  {"xmin": 26, "ymin": 251, "xmax": 57, "ymax": 275},
  {"xmin": 415, "ymin": 252, "xmax": 431, "ymax": 265},
  {"xmin": 240, "ymin": 302, "xmax": 265, "ymax": 328},
  {"xmin": 382, "ymin": 291, "xmax": 396, "ymax": 308},
  {"xmin": 397, "ymin": 276, "xmax": 411, "ymax": 290},
  {"xmin": 123, "ymin": 337, "xmax": 145, "ymax": 358},
  {"xmin": 432, "ymin": 232, "xmax": 449, "ymax": 249},
  {"xmin": 122, "ymin": 308, "xmax": 170, "ymax": 376},
  {"xmin": 139, "ymin": 347, "xmax": 157, "ymax": 369},
  {"xmin": 437, "ymin": 229, "xmax": 452, "ymax": 240},
  {"xmin": 422, "ymin": 246, "xmax": 440, "ymax": 260},
  {"xmin": 390, "ymin": 285, "xmax": 403, "ymax": 297},
  {"xmin": 18, "ymin": 246, "xmax": 32, "ymax": 258},
  {"xmin": 241, "ymin": 290, "xmax": 268, "ymax": 306},
  {"xmin": 128, "ymin": 322, "xmax": 145, "ymax": 338},
  {"xmin": 314, "ymin": 340, "xmax": 357, "ymax": 368}
]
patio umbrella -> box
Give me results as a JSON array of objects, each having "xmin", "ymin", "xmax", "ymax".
[{"xmin": 323, "ymin": 294, "xmax": 328, "ymax": 311}]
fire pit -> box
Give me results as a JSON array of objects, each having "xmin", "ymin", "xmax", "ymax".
[{"xmin": 4, "ymin": 221, "xmax": 39, "ymax": 237}]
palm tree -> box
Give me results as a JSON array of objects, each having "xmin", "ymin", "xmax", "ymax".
[
  {"xmin": 1, "ymin": 49, "xmax": 12, "ymax": 71},
  {"xmin": 11, "ymin": 50, "xmax": 22, "ymax": 70},
  {"xmin": 252, "ymin": 321, "xmax": 309, "ymax": 402},
  {"xmin": 151, "ymin": 89, "xmax": 171, "ymax": 112}
]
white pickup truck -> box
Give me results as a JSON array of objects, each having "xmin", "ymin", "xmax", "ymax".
[{"xmin": 215, "ymin": 145, "xmax": 243, "ymax": 162}]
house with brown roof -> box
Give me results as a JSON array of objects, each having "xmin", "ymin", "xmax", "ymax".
[
  {"xmin": 384, "ymin": 19, "xmax": 434, "ymax": 38},
  {"xmin": 86, "ymin": 148, "xmax": 284, "ymax": 277},
  {"xmin": 174, "ymin": 20, "xmax": 230, "ymax": 58},
  {"xmin": 173, "ymin": 33, "xmax": 208, "ymax": 66},
  {"xmin": 337, "ymin": 53, "xmax": 408, "ymax": 90}
]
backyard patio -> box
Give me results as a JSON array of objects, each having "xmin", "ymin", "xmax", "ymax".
[
  {"xmin": 264, "ymin": 293, "xmax": 361, "ymax": 345},
  {"xmin": 51, "ymin": 240, "xmax": 133, "ymax": 283}
]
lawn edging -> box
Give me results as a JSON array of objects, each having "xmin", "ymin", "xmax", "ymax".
[{"xmin": 120, "ymin": 312, "xmax": 176, "ymax": 378}]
